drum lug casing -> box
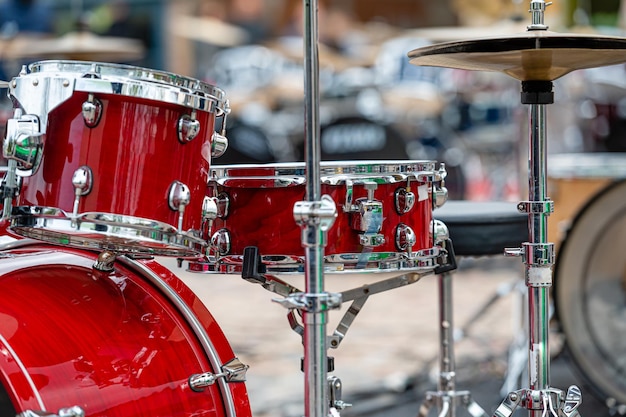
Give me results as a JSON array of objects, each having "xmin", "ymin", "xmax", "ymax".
[
  {"xmin": 81, "ymin": 93, "xmax": 103, "ymax": 128},
  {"xmin": 177, "ymin": 111, "xmax": 201, "ymax": 143},
  {"xmin": 211, "ymin": 131, "xmax": 229, "ymax": 158}
]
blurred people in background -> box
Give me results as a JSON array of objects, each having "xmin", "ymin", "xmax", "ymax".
[
  {"xmin": 0, "ymin": 0, "xmax": 54, "ymax": 35},
  {"xmin": 228, "ymin": 0, "xmax": 270, "ymax": 43},
  {"xmin": 0, "ymin": 0, "xmax": 54, "ymax": 80},
  {"xmin": 89, "ymin": 0, "xmax": 153, "ymax": 66}
]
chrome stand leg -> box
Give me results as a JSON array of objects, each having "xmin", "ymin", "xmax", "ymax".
[{"xmin": 417, "ymin": 272, "xmax": 488, "ymax": 417}]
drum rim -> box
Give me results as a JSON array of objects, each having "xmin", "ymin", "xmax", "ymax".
[
  {"xmin": 554, "ymin": 179, "xmax": 626, "ymax": 404},
  {"xmin": 210, "ymin": 160, "xmax": 439, "ymax": 185},
  {"xmin": 19, "ymin": 60, "xmax": 228, "ymax": 115},
  {"xmin": 9, "ymin": 206, "xmax": 207, "ymax": 257}
]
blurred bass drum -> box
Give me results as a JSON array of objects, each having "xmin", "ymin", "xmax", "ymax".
[
  {"xmin": 554, "ymin": 179, "xmax": 626, "ymax": 406},
  {"xmin": 0, "ymin": 240, "xmax": 251, "ymax": 417}
]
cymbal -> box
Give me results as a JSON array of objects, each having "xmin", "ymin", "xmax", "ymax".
[
  {"xmin": 408, "ymin": 30, "xmax": 626, "ymax": 81},
  {"xmin": 12, "ymin": 31, "xmax": 145, "ymax": 62},
  {"xmin": 171, "ymin": 15, "xmax": 249, "ymax": 47},
  {"xmin": 0, "ymin": 33, "xmax": 51, "ymax": 60}
]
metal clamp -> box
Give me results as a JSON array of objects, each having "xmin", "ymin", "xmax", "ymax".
[
  {"xmin": 3, "ymin": 112, "xmax": 44, "ymax": 174},
  {"xmin": 188, "ymin": 357, "xmax": 249, "ymax": 392},
  {"xmin": 293, "ymin": 194, "xmax": 338, "ymax": 232},
  {"xmin": 273, "ymin": 292, "xmax": 342, "ymax": 313},
  {"xmin": 517, "ymin": 200, "xmax": 554, "ymax": 214},
  {"xmin": 505, "ymin": 242, "xmax": 554, "ymax": 267}
]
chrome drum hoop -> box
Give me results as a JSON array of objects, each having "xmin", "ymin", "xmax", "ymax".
[
  {"xmin": 10, "ymin": 60, "xmax": 229, "ymax": 130},
  {"xmin": 10, "ymin": 206, "xmax": 206, "ymax": 257},
  {"xmin": 190, "ymin": 246, "xmax": 442, "ymax": 274},
  {"xmin": 210, "ymin": 160, "xmax": 441, "ymax": 186}
]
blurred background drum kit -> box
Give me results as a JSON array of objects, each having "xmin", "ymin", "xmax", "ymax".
[{"xmin": 0, "ymin": 0, "xmax": 625, "ymax": 416}]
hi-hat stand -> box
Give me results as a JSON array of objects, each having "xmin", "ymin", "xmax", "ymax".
[{"xmin": 408, "ymin": 0, "xmax": 626, "ymax": 416}]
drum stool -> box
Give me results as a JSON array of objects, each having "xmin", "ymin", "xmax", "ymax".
[{"xmin": 418, "ymin": 201, "xmax": 528, "ymax": 417}]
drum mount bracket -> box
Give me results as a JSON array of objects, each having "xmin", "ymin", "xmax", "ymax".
[{"xmin": 241, "ymin": 246, "xmax": 450, "ymax": 349}]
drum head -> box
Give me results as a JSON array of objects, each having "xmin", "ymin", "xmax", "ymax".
[{"xmin": 554, "ymin": 179, "xmax": 626, "ymax": 405}]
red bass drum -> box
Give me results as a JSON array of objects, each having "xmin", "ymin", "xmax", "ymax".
[{"xmin": 0, "ymin": 240, "xmax": 251, "ymax": 417}]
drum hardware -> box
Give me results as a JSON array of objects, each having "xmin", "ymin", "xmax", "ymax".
[
  {"xmin": 188, "ymin": 358, "xmax": 250, "ymax": 392},
  {"xmin": 93, "ymin": 249, "xmax": 117, "ymax": 272},
  {"xmin": 70, "ymin": 165, "xmax": 93, "ymax": 226},
  {"xmin": 178, "ymin": 110, "xmax": 201, "ymax": 143},
  {"xmin": 81, "ymin": 93, "xmax": 102, "ymax": 128},
  {"xmin": 3, "ymin": 111, "xmax": 43, "ymax": 174},
  {"xmin": 409, "ymin": 0, "xmax": 626, "ymax": 416},
  {"xmin": 168, "ymin": 180, "xmax": 191, "ymax": 232},
  {"xmin": 211, "ymin": 104, "xmax": 230, "ymax": 159},
  {"xmin": 328, "ymin": 376, "xmax": 352, "ymax": 412},
  {"xmin": 395, "ymin": 186, "xmax": 416, "ymax": 214},
  {"xmin": 211, "ymin": 131, "xmax": 229, "ymax": 158},
  {"xmin": 346, "ymin": 182, "xmax": 385, "ymax": 247},
  {"xmin": 17, "ymin": 406, "xmax": 85, "ymax": 417}
]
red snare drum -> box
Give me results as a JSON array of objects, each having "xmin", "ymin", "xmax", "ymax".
[
  {"xmin": 4, "ymin": 60, "xmax": 228, "ymax": 256},
  {"xmin": 204, "ymin": 160, "xmax": 446, "ymax": 273},
  {"xmin": 0, "ymin": 240, "xmax": 251, "ymax": 417}
]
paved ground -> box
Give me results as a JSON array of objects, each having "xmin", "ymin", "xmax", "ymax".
[{"xmin": 162, "ymin": 256, "xmax": 615, "ymax": 417}]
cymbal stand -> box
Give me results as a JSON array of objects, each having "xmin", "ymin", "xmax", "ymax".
[
  {"xmin": 497, "ymin": 1, "xmax": 583, "ymax": 416},
  {"xmin": 284, "ymin": 1, "xmax": 340, "ymax": 416}
]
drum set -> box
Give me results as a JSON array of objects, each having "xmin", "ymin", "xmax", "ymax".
[{"xmin": 0, "ymin": 0, "xmax": 625, "ymax": 416}]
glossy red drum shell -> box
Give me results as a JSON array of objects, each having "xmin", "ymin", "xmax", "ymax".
[
  {"xmin": 212, "ymin": 180, "xmax": 432, "ymax": 257},
  {"xmin": 0, "ymin": 244, "xmax": 250, "ymax": 417},
  {"xmin": 18, "ymin": 92, "xmax": 214, "ymax": 232}
]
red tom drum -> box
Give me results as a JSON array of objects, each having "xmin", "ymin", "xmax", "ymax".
[
  {"xmin": 0, "ymin": 240, "xmax": 251, "ymax": 417},
  {"xmin": 202, "ymin": 160, "xmax": 447, "ymax": 273},
  {"xmin": 4, "ymin": 61, "xmax": 228, "ymax": 257}
]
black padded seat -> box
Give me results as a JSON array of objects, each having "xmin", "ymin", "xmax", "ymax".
[{"xmin": 434, "ymin": 201, "xmax": 528, "ymax": 257}]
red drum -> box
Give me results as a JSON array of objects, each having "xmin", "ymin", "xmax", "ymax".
[
  {"xmin": 0, "ymin": 240, "xmax": 251, "ymax": 417},
  {"xmin": 4, "ymin": 60, "xmax": 228, "ymax": 256},
  {"xmin": 203, "ymin": 160, "xmax": 447, "ymax": 273}
]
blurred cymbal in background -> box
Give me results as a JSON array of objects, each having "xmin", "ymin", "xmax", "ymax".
[{"xmin": 11, "ymin": 31, "xmax": 145, "ymax": 62}]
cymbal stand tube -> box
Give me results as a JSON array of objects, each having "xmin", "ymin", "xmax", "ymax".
[
  {"xmin": 296, "ymin": 1, "xmax": 340, "ymax": 416},
  {"xmin": 525, "ymin": 84, "xmax": 553, "ymax": 417}
]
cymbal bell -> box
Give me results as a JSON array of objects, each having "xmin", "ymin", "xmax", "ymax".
[
  {"xmin": 12, "ymin": 31, "xmax": 145, "ymax": 62},
  {"xmin": 408, "ymin": 30, "xmax": 626, "ymax": 81}
]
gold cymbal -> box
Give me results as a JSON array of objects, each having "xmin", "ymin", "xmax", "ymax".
[
  {"xmin": 0, "ymin": 33, "xmax": 51, "ymax": 60},
  {"xmin": 408, "ymin": 30, "xmax": 626, "ymax": 81},
  {"xmin": 12, "ymin": 31, "xmax": 145, "ymax": 62}
]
